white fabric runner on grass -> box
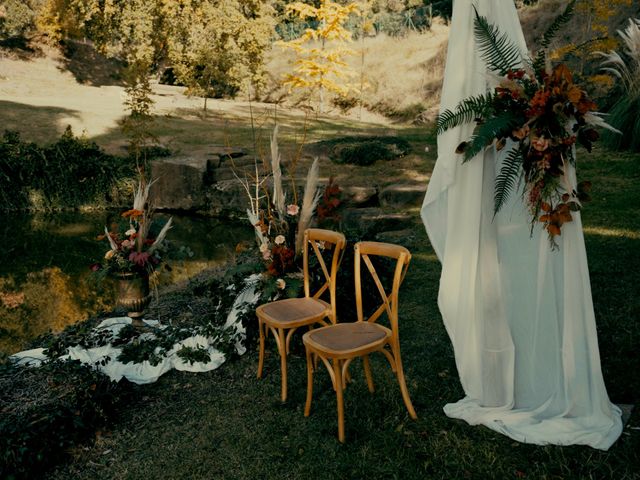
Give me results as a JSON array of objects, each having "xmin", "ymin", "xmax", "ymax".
[{"xmin": 10, "ymin": 275, "xmax": 261, "ymax": 385}]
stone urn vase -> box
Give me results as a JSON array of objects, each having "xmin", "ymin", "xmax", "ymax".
[{"xmin": 115, "ymin": 272, "xmax": 152, "ymax": 327}]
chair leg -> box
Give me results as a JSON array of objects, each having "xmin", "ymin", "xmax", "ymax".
[
  {"xmin": 333, "ymin": 359, "xmax": 345, "ymax": 443},
  {"xmin": 257, "ymin": 318, "xmax": 265, "ymax": 379},
  {"xmin": 277, "ymin": 328, "xmax": 288, "ymax": 402},
  {"xmin": 363, "ymin": 355, "xmax": 375, "ymax": 393},
  {"xmin": 393, "ymin": 349, "xmax": 417, "ymax": 419},
  {"xmin": 304, "ymin": 347, "xmax": 314, "ymax": 417}
]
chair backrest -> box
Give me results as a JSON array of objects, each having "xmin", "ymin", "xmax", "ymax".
[
  {"xmin": 354, "ymin": 241, "xmax": 411, "ymax": 335},
  {"xmin": 303, "ymin": 228, "xmax": 347, "ymax": 323}
]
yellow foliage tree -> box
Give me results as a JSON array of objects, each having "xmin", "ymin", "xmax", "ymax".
[
  {"xmin": 551, "ymin": 0, "xmax": 633, "ymax": 70},
  {"xmin": 278, "ymin": 0, "xmax": 361, "ymax": 113}
]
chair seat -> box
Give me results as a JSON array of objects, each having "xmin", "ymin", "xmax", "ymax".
[
  {"xmin": 303, "ymin": 322, "xmax": 391, "ymax": 357},
  {"xmin": 257, "ymin": 297, "xmax": 330, "ymax": 328}
]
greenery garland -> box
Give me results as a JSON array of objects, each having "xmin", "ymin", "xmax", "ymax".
[{"xmin": 436, "ymin": 1, "xmax": 610, "ymax": 247}]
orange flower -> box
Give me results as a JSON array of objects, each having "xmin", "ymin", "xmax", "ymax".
[
  {"xmin": 531, "ymin": 136, "xmax": 550, "ymax": 152},
  {"xmin": 567, "ymin": 86, "xmax": 582, "ymax": 104},
  {"xmin": 121, "ymin": 209, "xmax": 144, "ymax": 219},
  {"xmin": 551, "ymin": 64, "xmax": 573, "ymax": 85},
  {"xmin": 512, "ymin": 125, "xmax": 530, "ymax": 140}
]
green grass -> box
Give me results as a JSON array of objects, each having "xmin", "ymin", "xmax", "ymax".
[{"xmin": 45, "ymin": 146, "xmax": 640, "ymax": 479}]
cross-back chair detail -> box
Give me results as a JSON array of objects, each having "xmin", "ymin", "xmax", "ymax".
[
  {"xmin": 302, "ymin": 241, "xmax": 417, "ymax": 442},
  {"xmin": 256, "ymin": 228, "xmax": 346, "ymax": 402}
]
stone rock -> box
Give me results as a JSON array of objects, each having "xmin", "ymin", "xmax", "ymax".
[
  {"xmin": 341, "ymin": 186, "xmax": 378, "ymax": 207},
  {"xmin": 204, "ymin": 180, "xmax": 251, "ymax": 218},
  {"xmin": 149, "ymin": 156, "xmax": 210, "ymax": 210},
  {"xmin": 379, "ymin": 184, "xmax": 426, "ymax": 208},
  {"xmin": 209, "ymin": 146, "xmax": 247, "ymax": 161},
  {"xmin": 374, "ymin": 229, "xmax": 417, "ymax": 248},
  {"xmin": 341, "ymin": 208, "xmax": 412, "ymax": 237}
]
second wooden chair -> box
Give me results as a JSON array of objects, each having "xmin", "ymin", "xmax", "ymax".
[{"xmin": 302, "ymin": 241, "xmax": 417, "ymax": 442}]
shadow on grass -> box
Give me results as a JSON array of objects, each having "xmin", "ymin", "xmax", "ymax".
[
  {"xmin": 0, "ymin": 100, "xmax": 83, "ymax": 143},
  {"xmin": 59, "ymin": 40, "xmax": 126, "ymax": 87}
]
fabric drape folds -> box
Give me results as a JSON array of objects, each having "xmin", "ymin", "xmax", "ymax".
[{"xmin": 421, "ymin": 0, "xmax": 622, "ymax": 450}]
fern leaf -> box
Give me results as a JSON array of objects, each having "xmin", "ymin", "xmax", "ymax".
[
  {"xmin": 494, "ymin": 147, "xmax": 523, "ymax": 214},
  {"xmin": 462, "ymin": 113, "xmax": 520, "ymax": 162},
  {"xmin": 436, "ymin": 92, "xmax": 495, "ymax": 134},
  {"xmin": 532, "ymin": 0, "xmax": 577, "ymax": 73},
  {"xmin": 473, "ymin": 8, "xmax": 523, "ymax": 75}
]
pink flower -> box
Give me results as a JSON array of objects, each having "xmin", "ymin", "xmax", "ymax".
[
  {"xmin": 286, "ymin": 204, "xmax": 299, "ymax": 216},
  {"xmin": 531, "ymin": 136, "xmax": 550, "ymax": 152},
  {"xmin": 275, "ymin": 235, "xmax": 286, "ymax": 245},
  {"xmin": 262, "ymin": 249, "xmax": 272, "ymax": 260}
]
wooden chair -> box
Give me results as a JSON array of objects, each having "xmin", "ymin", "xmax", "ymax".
[
  {"xmin": 302, "ymin": 241, "xmax": 417, "ymax": 442},
  {"xmin": 256, "ymin": 228, "xmax": 346, "ymax": 402}
]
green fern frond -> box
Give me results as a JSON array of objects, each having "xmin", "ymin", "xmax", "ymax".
[
  {"xmin": 473, "ymin": 8, "xmax": 523, "ymax": 76},
  {"xmin": 436, "ymin": 92, "xmax": 495, "ymax": 135},
  {"xmin": 494, "ymin": 146, "xmax": 523, "ymax": 214},
  {"xmin": 462, "ymin": 112, "xmax": 520, "ymax": 162},
  {"xmin": 532, "ymin": 0, "xmax": 577, "ymax": 73}
]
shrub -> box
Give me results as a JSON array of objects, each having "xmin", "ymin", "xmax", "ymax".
[
  {"xmin": 0, "ymin": 127, "xmax": 139, "ymax": 211},
  {"xmin": 0, "ymin": 360, "xmax": 130, "ymax": 479},
  {"xmin": 321, "ymin": 136, "xmax": 411, "ymax": 166},
  {"xmin": 599, "ymin": 18, "xmax": 640, "ymax": 152}
]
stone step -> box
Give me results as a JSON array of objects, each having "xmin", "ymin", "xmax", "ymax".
[
  {"xmin": 379, "ymin": 183, "xmax": 426, "ymax": 208},
  {"xmin": 341, "ymin": 208, "xmax": 412, "ymax": 237},
  {"xmin": 341, "ymin": 186, "xmax": 379, "ymax": 208}
]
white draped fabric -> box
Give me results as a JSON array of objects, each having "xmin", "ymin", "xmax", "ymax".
[{"xmin": 421, "ymin": 0, "xmax": 622, "ymax": 450}]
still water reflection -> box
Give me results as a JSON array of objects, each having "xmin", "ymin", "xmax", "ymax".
[{"xmin": 0, "ymin": 211, "xmax": 253, "ymax": 356}]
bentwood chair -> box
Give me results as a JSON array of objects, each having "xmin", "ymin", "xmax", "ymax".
[
  {"xmin": 256, "ymin": 228, "xmax": 346, "ymax": 402},
  {"xmin": 302, "ymin": 241, "xmax": 417, "ymax": 442}
]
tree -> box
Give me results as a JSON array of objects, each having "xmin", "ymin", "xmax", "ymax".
[
  {"xmin": 163, "ymin": 0, "xmax": 274, "ymax": 110},
  {"xmin": 32, "ymin": 0, "xmax": 274, "ymax": 102},
  {"xmin": 278, "ymin": 0, "xmax": 361, "ymax": 113}
]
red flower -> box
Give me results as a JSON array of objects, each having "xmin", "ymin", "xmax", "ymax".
[{"xmin": 129, "ymin": 251, "xmax": 151, "ymax": 267}]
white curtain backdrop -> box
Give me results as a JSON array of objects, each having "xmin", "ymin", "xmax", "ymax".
[{"xmin": 421, "ymin": 0, "xmax": 622, "ymax": 450}]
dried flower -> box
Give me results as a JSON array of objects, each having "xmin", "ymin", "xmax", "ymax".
[
  {"xmin": 286, "ymin": 204, "xmax": 299, "ymax": 216},
  {"xmin": 275, "ymin": 235, "xmax": 286, "ymax": 245},
  {"xmin": 276, "ymin": 278, "xmax": 286, "ymax": 290},
  {"xmin": 92, "ymin": 177, "xmax": 172, "ymax": 276}
]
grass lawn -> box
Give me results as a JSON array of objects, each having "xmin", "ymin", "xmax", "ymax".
[{"xmin": 46, "ymin": 146, "xmax": 640, "ymax": 480}]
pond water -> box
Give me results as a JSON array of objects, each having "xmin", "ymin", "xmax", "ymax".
[{"xmin": 0, "ymin": 211, "xmax": 254, "ymax": 356}]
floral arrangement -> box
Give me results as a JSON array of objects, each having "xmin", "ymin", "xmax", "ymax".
[
  {"xmin": 91, "ymin": 177, "xmax": 172, "ymax": 276},
  {"xmin": 436, "ymin": 2, "xmax": 618, "ymax": 247},
  {"xmin": 235, "ymin": 125, "xmax": 324, "ymax": 289}
]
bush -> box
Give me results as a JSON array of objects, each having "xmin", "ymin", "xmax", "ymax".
[
  {"xmin": 0, "ymin": 360, "xmax": 130, "ymax": 479},
  {"xmin": 599, "ymin": 19, "xmax": 640, "ymax": 153},
  {"xmin": 0, "ymin": 127, "xmax": 139, "ymax": 211},
  {"xmin": 321, "ymin": 136, "xmax": 411, "ymax": 166}
]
